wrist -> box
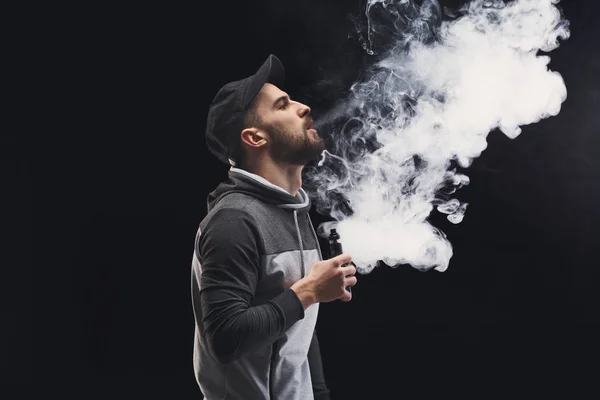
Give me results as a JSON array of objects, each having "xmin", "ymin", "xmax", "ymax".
[{"xmin": 290, "ymin": 278, "xmax": 317, "ymax": 310}]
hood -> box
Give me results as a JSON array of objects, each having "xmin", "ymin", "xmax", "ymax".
[{"xmin": 206, "ymin": 167, "xmax": 312, "ymax": 214}]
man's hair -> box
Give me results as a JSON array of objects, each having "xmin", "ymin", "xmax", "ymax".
[{"xmin": 229, "ymin": 92, "xmax": 263, "ymax": 168}]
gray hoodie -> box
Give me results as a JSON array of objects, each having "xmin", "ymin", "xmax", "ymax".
[{"xmin": 191, "ymin": 167, "xmax": 330, "ymax": 400}]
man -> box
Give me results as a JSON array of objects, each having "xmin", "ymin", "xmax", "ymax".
[{"xmin": 191, "ymin": 54, "xmax": 358, "ymax": 400}]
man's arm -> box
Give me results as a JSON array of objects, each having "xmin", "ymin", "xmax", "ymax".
[
  {"xmin": 192, "ymin": 207, "xmax": 305, "ymax": 364},
  {"xmin": 308, "ymin": 330, "xmax": 331, "ymax": 400}
]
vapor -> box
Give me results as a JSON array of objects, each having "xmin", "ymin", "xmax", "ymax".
[{"xmin": 305, "ymin": 0, "xmax": 570, "ymax": 273}]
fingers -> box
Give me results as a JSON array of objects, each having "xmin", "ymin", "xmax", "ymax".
[
  {"xmin": 340, "ymin": 288, "xmax": 353, "ymax": 302},
  {"xmin": 340, "ymin": 263, "xmax": 356, "ymax": 277},
  {"xmin": 328, "ymin": 254, "xmax": 358, "ymax": 303},
  {"xmin": 331, "ymin": 253, "xmax": 352, "ymax": 267},
  {"xmin": 345, "ymin": 275, "xmax": 357, "ymax": 287},
  {"xmin": 339, "ymin": 275, "xmax": 357, "ymax": 302}
]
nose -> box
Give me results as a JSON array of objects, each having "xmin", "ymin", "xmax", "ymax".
[{"xmin": 296, "ymin": 102, "xmax": 311, "ymax": 118}]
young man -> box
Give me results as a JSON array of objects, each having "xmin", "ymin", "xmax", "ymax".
[{"xmin": 191, "ymin": 54, "xmax": 357, "ymax": 400}]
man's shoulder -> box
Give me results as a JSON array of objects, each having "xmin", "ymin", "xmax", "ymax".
[{"xmin": 201, "ymin": 194, "xmax": 265, "ymax": 227}]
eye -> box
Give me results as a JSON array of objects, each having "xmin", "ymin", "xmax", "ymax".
[{"xmin": 279, "ymin": 102, "xmax": 288, "ymax": 110}]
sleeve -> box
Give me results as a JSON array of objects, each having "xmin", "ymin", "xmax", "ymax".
[
  {"xmin": 308, "ymin": 330, "xmax": 331, "ymax": 400},
  {"xmin": 194, "ymin": 207, "xmax": 305, "ymax": 364}
]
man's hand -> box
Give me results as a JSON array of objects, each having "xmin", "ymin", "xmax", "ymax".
[{"xmin": 291, "ymin": 253, "xmax": 357, "ymax": 309}]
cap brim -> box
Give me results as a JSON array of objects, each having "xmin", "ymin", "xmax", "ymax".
[{"xmin": 242, "ymin": 54, "xmax": 285, "ymax": 106}]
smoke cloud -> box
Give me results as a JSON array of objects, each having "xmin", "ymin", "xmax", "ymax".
[{"xmin": 305, "ymin": 0, "xmax": 570, "ymax": 273}]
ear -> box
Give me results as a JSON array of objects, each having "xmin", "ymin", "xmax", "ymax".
[{"xmin": 241, "ymin": 128, "xmax": 268, "ymax": 149}]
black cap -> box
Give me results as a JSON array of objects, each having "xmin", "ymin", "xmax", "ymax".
[{"xmin": 205, "ymin": 54, "xmax": 285, "ymax": 165}]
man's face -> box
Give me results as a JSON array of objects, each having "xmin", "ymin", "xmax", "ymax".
[{"xmin": 254, "ymin": 83, "xmax": 325, "ymax": 166}]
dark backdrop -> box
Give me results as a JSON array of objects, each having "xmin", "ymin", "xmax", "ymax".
[{"xmin": 30, "ymin": 0, "xmax": 600, "ymax": 397}]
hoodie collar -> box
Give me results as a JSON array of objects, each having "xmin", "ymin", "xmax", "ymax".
[
  {"xmin": 230, "ymin": 167, "xmax": 310, "ymax": 210},
  {"xmin": 206, "ymin": 167, "xmax": 311, "ymax": 212}
]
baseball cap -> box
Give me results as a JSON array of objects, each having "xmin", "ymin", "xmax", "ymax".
[{"xmin": 205, "ymin": 54, "xmax": 285, "ymax": 165}]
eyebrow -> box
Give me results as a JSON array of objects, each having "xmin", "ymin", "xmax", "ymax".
[{"xmin": 272, "ymin": 95, "xmax": 290, "ymax": 108}]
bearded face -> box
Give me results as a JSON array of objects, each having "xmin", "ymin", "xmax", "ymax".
[
  {"xmin": 241, "ymin": 83, "xmax": 326, "ymax": 167},
  {"xmin": 264, "ymin": 121, "xmax": 325, "ymax": 166}
]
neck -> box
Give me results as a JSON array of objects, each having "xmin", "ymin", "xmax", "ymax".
[{"xmin": 245, "ymin": 157, "xmax": 304, "ymax": 197}]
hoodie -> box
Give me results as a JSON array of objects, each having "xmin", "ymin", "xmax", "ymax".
[{"xmin": 191, "ymin": 167, "xmax": 330, "ymax": 400}]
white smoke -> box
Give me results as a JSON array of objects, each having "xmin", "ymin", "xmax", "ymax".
[{"xmin": 306, "ymin": 0, "xmax": 570, "ymax": 273}]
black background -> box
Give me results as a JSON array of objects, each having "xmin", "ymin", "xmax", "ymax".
[{"xmin": 19, "ymin": 0, "xmax": 600, "ymax": 397}]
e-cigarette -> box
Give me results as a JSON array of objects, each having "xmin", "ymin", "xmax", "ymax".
[{"xmin": 328, "ymin": 228, "xmax": 352, "ymax": 294}]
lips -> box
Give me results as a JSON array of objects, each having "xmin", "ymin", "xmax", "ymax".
[{"xmin": 305, "ymin": 118, "xmax": 316, "ymax": 132}]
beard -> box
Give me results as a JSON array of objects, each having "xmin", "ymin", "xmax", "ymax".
[{"xmin": 266, "ymin": 123, "xmax": 325, "ymax": 166}]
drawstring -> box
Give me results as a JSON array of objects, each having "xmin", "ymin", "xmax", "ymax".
[
  {"xmin": 293, "ymin": 210, "xmax": 306, "ymax": 277},
  {"xmin": 308, "ymin": 218, "xmax": 323, "ymax": 261},
  {"xmin": 294, "ymin": 210, "xmax": 324, "ymax": 278}
]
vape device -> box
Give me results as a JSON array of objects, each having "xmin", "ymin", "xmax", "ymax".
[{"xmin": 328, "ymin": 228, "xmax": 352, "ymax": 294}]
